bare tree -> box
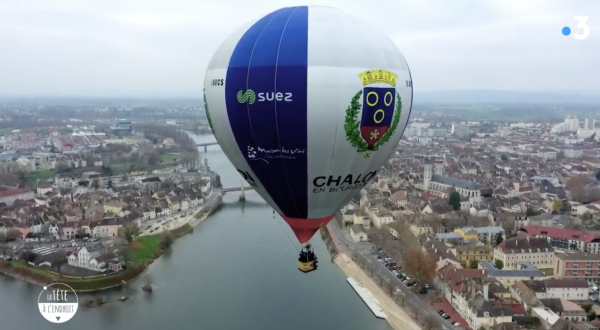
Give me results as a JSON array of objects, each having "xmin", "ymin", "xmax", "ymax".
[
  {"xmin": 566, "ymin": 175, "xmax": 588, "ymax": 190},
  {"xmin": 571, "ymin": 186, "xmax": 588, "ymax": 202},
  {"xmin": 0, "ymin": 244, "xmax": 8, "ymax": 255},
  {"xmin": 403, "ymin": 249, "xmax": 437, "ymax": 286},
  {"xmin": 0, "ymin": 172, "xmax": 19, "ymax": 186},
  {"xmin": 5, "ymin": 229, "xmax": 22, "ymax": 241},
  {"xmin": 397, "ymin": 293, "xmax": 407, "ymax": 306},
  {"xmin": 119, "ymin": 246, "xmax": 133, "ymax": 265},
  {"xmin": 414, "ymin": 307, "xmax": 421, "ymax": 320},
  {"xmin": 423, "ymin": 315, "xmax": 439, "ymax": 330}
]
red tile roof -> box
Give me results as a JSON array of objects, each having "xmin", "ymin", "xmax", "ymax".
[
  {"xmin": 0, "ymin": 188, "xmax": 30, "ymax": 198},
  {"xmin": 521, "ymin": 225, "xmax": 600, "ymax": 243}
]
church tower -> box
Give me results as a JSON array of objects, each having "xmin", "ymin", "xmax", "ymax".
[
  {"xmin": 423, "ymin": 164, "xmax": 433, "ymax": 190},
  {"xmin": 434, "ymin": 163, "xmax": 444, "ymax": 176}
]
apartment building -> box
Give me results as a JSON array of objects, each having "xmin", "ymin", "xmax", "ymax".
[
  {"xmin": 494, "ymin": 236, "xmax": 554, "ymax": 269},
  {"xmin": 554, "ymin": 252, "xmax": 600, "ymax": 284},
  {"xmin": 520, "ymin": 225, "xmax": 600, "ymax": 254}
]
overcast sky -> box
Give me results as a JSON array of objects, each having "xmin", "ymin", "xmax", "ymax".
[{"xmin": 0, "ymin": 0, "xmax": 598, "ymax": 97}]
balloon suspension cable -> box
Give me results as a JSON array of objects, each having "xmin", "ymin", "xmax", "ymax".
[{"xmin": 272, "ymin": 210, "xmax": 301, "ymax": 251}]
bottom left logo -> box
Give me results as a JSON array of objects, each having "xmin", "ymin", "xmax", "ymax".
[{"xmin": 38, "ymin": 283, "xmax": 79, "ymax": 323}]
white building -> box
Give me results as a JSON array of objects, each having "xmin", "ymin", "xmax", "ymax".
[
  {"xmin": 564, "ymin": 115, "xmax": 579, "ymax": 132},
  {"xmin": 67, "ymin": 243, "xmax": 108, "ymax": 272},
  {"xmin": 584, "ymin": 118, "xmax": 596, "ymax": 130}
]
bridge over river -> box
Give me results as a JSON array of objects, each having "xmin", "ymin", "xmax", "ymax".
[
  {"xmin": 196, "ymin": 142, "xmax": 219, "ymax": 151},
  {"xmin": 221, "ymin": 185, "xmax": 254, "ymax": 201}
]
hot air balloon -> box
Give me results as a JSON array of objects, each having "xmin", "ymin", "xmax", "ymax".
[{"xmin": 204, "ymin": 5, "xmax": 413, "ymax": 273}]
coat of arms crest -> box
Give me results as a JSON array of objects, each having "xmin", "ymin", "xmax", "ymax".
[{"xmin": 344, "ymin": 69, "xmax": 403, "ymax": 158}]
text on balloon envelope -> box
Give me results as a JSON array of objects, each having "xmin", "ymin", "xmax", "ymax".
[{"xmin": 312, "ymin": 171, "xmax": 377, "ymax": 193}]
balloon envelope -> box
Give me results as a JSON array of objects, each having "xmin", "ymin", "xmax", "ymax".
[{"xmin": 204, "ymin": 6, "xmax": 413, "ymax": 243}]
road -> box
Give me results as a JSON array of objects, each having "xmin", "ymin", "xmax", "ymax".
[{"xmin": 328, "ymin": 218, "xmax": 454, "ymax": 330}]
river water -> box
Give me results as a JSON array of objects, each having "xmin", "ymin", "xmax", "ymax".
[{"xmin": 0, "ymin": 133, "xmax": 391, "ymax": 330}]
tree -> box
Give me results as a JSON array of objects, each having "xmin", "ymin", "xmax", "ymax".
[
  {"xmin": 5, "ymin": 229, "xmax": 22, "ymax": 241},
  {"xmin": 500, "ymin": 155, "xmax": 508, "ymax": 161},
  {"xmin": 414, "ymin": 307, "xmax": 421, "ymax": 320},
  {"xmin": 53, "ymin": 259, "xmax": 66, "ymax": 276},
  {"xmin": 495, "ymin": 233, "xmax": 504, "ymax": 246},
  {"xmin": 526, "ymin": 208, "xmax": 541, "ymax": 216},
  {"xmin": 423, "ymin": 315, "xmax": 439, "ymax": 330},
  {"xmin": 469, "ymin": 259, "xmax": 479, "ymax": 269},
  {"xmin": 75, "ymin": 227, "xmax": 88, "ymax": 238},
  {"xmin": 91, "ymin": 179, "xmax": 100, "ymax": 189},
  {"xmin": 20, "ymin": 250, "xmax": 35, "ymax": 263},
  {"xmin": 118, "ymin": 246, "xmax": 133, "ymax": 265},
  {"xmin": 368, "ymin": 225, "xmax": 391, "ymax": 251},
  {"xmin": 566, "ymin": 175, "xmax": 588, "ymax": 190},
  {"xmin": 571, "ymin": 186, "xmax": 587, "ymax": 202},
  {"xmin": 448, "ymin": 191, "xmax": 461, "ymax": 211},
  {"xmin": 402, "ymin": 249, "xmax": 436, "ymax": 286},
  {"xmin": 500, "ymin": 218, "xmax": 516, "ymax": 234},
  {"xmin": 588, "ymin": 311, "xmax": 597, "ymax": 321},
  {"xmin": 148, "ymin": 153, "xmax": 160, "ymax": 165},
  {"xmin": 55, "ymin": 162, "xmax": 70, "ymax": 173},
  {"xmin": 0, "ymin": 172, "xmax": 19, "ymax": 186},
  {"xmin": 495, "ymin": 259, "xmax": 504, "ymax": 269},
  {"xmin": 106, "ymin": 179, "xmax": 113, "ymax": 189},
  {"xmin": 397, "ymin": 293, "xmax": 407, "ymax": 306},
  {"xmin": 118, "ymin": 223, "xmax": 141, "ymax": 244},
  {"xmin": 552, "ymin": 200, "xmax": 562, "ymax": 213},
  {"xmin": 120, "ymin": 174, "xmax": 129, "ymax": 182},
  {"xmin": 596, "ymin": 171, "xmax": 600, "ymax": 181},
  {"xmin": 159, "ymin": 232, "xmax": 174, "ymax": 250}
]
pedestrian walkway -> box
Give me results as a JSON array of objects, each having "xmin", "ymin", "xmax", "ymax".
[
  {"xmin": 326, "ymin": 222, "xmax": 347, "ymax": 253},
  {"xmin": 335, "ymin": 253, "xmax": 422, "ymax": 330}
]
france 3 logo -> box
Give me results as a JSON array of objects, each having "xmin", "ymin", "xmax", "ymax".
[{"xmin": 561, "ymin": 16, "xmax": 589, "ymax": 40}]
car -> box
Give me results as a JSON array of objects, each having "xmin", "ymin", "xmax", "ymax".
[
  {"xmin": 437, "ymin": 310, "xmax": 444, "ymax": 315},
  {"xmin": 442, "ymin": 314, "xmax": 451, "ymax": 319},
  {"xmin": 453, "ymin": 322, "xmax": 461, "ymax": 327}
]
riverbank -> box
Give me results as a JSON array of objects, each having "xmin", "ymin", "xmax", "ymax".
[
  {"xmin": 335, "ymin": 254, "xmax": 421, "ymax": 330},
  {"xmin": 0, "ymin": 193, "xmax": 223, "ymax": 292}
]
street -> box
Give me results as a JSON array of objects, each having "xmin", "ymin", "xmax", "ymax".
[{"xmin": 328, "ymin": 219, "xmax": 456, "ymax": 330}]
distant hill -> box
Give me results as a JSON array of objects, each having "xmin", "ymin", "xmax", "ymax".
[{"xmin": 414, "ymin": 90, "xmax": 600, "ymax": 104}]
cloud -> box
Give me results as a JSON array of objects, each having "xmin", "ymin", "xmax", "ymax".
[{"xmin": 0, "ymin": 0, "xmax": 598, "ymax": 97}]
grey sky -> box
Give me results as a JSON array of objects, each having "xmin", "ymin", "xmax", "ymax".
[{"xmin": 0, "ymin": 0, "xmax": 598, "ymax": 97}]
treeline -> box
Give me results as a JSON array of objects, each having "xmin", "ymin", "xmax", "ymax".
[{"xmin": 137, "ymin": 124, "xmax": 198, "ymax": 153}]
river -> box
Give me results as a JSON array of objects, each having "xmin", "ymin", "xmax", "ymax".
[{"xmin": 0, "ymin": 133, "xmax": 391, "ymax": 330}]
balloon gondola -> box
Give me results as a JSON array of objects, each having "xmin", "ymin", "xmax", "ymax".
[
  {"xmin": 298, "ymin": 244, "xmax": 318, "ymax": 273},
  {"xmin": 204, "ymin": 5, "xmax": 413, "ymax": 272}
]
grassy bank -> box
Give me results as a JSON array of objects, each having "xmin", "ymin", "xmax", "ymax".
[
  {"xmin": 0, "ymin": 261, "xmax": 147, "ymax": 291},
  {"xmin": 0, "ymin": 224, "xmax": 195, "ymax": 291}
]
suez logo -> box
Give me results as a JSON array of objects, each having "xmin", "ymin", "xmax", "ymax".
[
  {"xmin": 237, "ymin": 89, "xmax": 292, "ymax": 104},
  {"xmin": 562, "ymin": 16, "xmax": 590, "ymax": 40}
]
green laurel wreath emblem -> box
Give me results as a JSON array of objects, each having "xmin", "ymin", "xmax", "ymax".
[
  {"xmin": 344, "ymin": 91, "xmax": 403, "ymax": 159},
  {"xmin": 203, "ymin": 90, "xmax": 215, "ymax": 133}
]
